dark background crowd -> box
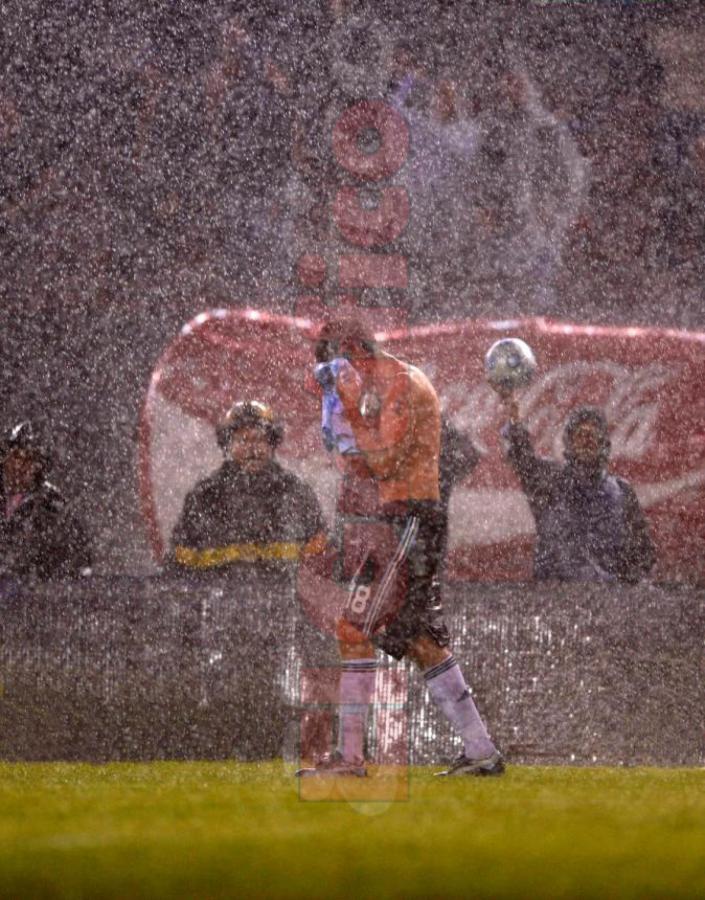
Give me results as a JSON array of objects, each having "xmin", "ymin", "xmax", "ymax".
[{"xmin": 0, "ymin": 0, "xmax": 702, "ymax": 572}]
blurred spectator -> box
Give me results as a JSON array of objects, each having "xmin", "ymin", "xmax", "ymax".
[
  {"xmin": 652, "ymin": 111, "xmax": 705, "ymax": 277},
  {"xmin": 387, "ymin": 49, "xmax": 483, "ymax": 317},
  {"xmin": 0, "ymin": 422, "xmax": 91, "ymax": 580},
  {"xmin": 387, "ymin": 46, "xmax": 588, "ymax": 319},
  {"xmin": 501, "ymin": 401, "xmax": 654, "ymax": 583},
  {"xmin": 170, "ymin": 401, "xmax": 327, "ymax": 574}
]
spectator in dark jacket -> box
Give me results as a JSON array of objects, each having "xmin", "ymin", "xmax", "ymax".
[
  {"xmin": 169, "ymin": 400, "xmax": 328, "ymax": 761},
  {"xmin": 0, "ymin": 422, "xmax": 91, "ymax": 580},
  {"xmin": 502, "ymin": 401, "xmax": 654, "ymax": 583},
  {"xmin": 170, "ymin": 400, "xmax": 327, "ymax": 573}
]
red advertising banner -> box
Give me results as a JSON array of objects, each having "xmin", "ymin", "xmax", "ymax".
[{"xmin": 140, "ymin": 309, "xmax": 705, "ymax": 582}]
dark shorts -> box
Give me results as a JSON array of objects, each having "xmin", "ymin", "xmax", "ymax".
[{"xmin": 341, "ymin": 501, "xmax": 450, "ymax": 660}]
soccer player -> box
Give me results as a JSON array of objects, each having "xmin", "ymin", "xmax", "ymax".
[
  {"xmin": 298, "ymin": 319, "xmax": 503, "ymax": 777},
  {"xmin": 502, "ymin": 398, "xmax": 655, "ymax": 582}
]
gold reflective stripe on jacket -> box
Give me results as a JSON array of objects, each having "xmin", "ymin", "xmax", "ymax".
[
  {"xmin": 174, "ymin": 533, "xmax": 327, "ymax": 569},
  {"xmin": 301, "ymin": 532, "xmax": 328, "ymax": 558}
]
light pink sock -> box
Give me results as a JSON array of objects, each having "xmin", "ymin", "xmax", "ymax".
[{"xmin": 336, "ymin": 659, "xmax": 377, "ymax": 762}]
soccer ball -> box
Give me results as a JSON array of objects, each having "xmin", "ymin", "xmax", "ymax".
[{"xmin": 485, "ymin": 338, "xmax": 537, "ymax": 395}]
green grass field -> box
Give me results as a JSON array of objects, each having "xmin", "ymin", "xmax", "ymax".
[{"xmin": 1, "ymin": 761, "xmax": 704, "ymax": 899}]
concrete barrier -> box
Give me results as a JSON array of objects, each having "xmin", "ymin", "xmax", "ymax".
[{"xmin": 0, "ymin": 575, "xmax": 702, "ymax": 765}]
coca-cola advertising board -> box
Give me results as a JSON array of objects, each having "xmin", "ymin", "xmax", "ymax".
[{"xmin": 140, "ymin": 309, "xmax": 705, "ymax": 582}]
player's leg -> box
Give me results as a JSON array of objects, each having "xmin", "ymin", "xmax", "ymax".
[
  {"xmin": 295, "ymin": 624, "xmax": 376, "ymax": 777},
  {"xmin": 296, "ymin": 518, "xmax": 408, "ymax": 777},
  {"xmin": 381, "ymin": 503, "xmax": 504, "ymax": 776},
  {"xmin": 334, "ymin": 625, "xmax": 377, "ymax": 766},
  {"xmin": 326, "ymin": 516, "xmax": 413, "ymax": 767},
  {"xmin": 407, "ymin": 633, "xmax": 504, "ymax": 776}
]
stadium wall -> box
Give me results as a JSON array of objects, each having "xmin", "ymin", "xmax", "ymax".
[{"xmin": 0, "ymin": 576, "xmax": 702, "ymax": 767}]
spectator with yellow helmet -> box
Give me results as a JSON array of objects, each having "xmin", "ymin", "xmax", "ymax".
[{"xmin": 170, "ymin": 400, "xmax": 326, "ymax": 573}]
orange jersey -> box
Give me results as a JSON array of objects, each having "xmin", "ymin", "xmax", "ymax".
[{"xmin": 337, "ymin": 352, "xmax": 441, "ymax": 504}]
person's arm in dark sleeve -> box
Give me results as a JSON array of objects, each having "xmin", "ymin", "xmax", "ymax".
[
  {"xmin": 297, "ymin": 482, "xmax": 329, "ymax": 558},
  {"xmin": 61, "ymin": 507, "xmax": 92, "ymax": 575},
  {"xmin": 618, "ymin": 480, "xmax": 655, "ymax": 582},
  {"xmin": 32, "ymin": 499, "xmax": 92, "ymax": 579},
  {"xmin": 440, "ymin": 418, "xmax": 481, "ymax": 487},
  {"xmin": 168, "ymin": 489, "xmax": 206, "ymax": 570},
  {"xmin": 500, "ymin": 397, "xmax": 559, "ymax": 506}
]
